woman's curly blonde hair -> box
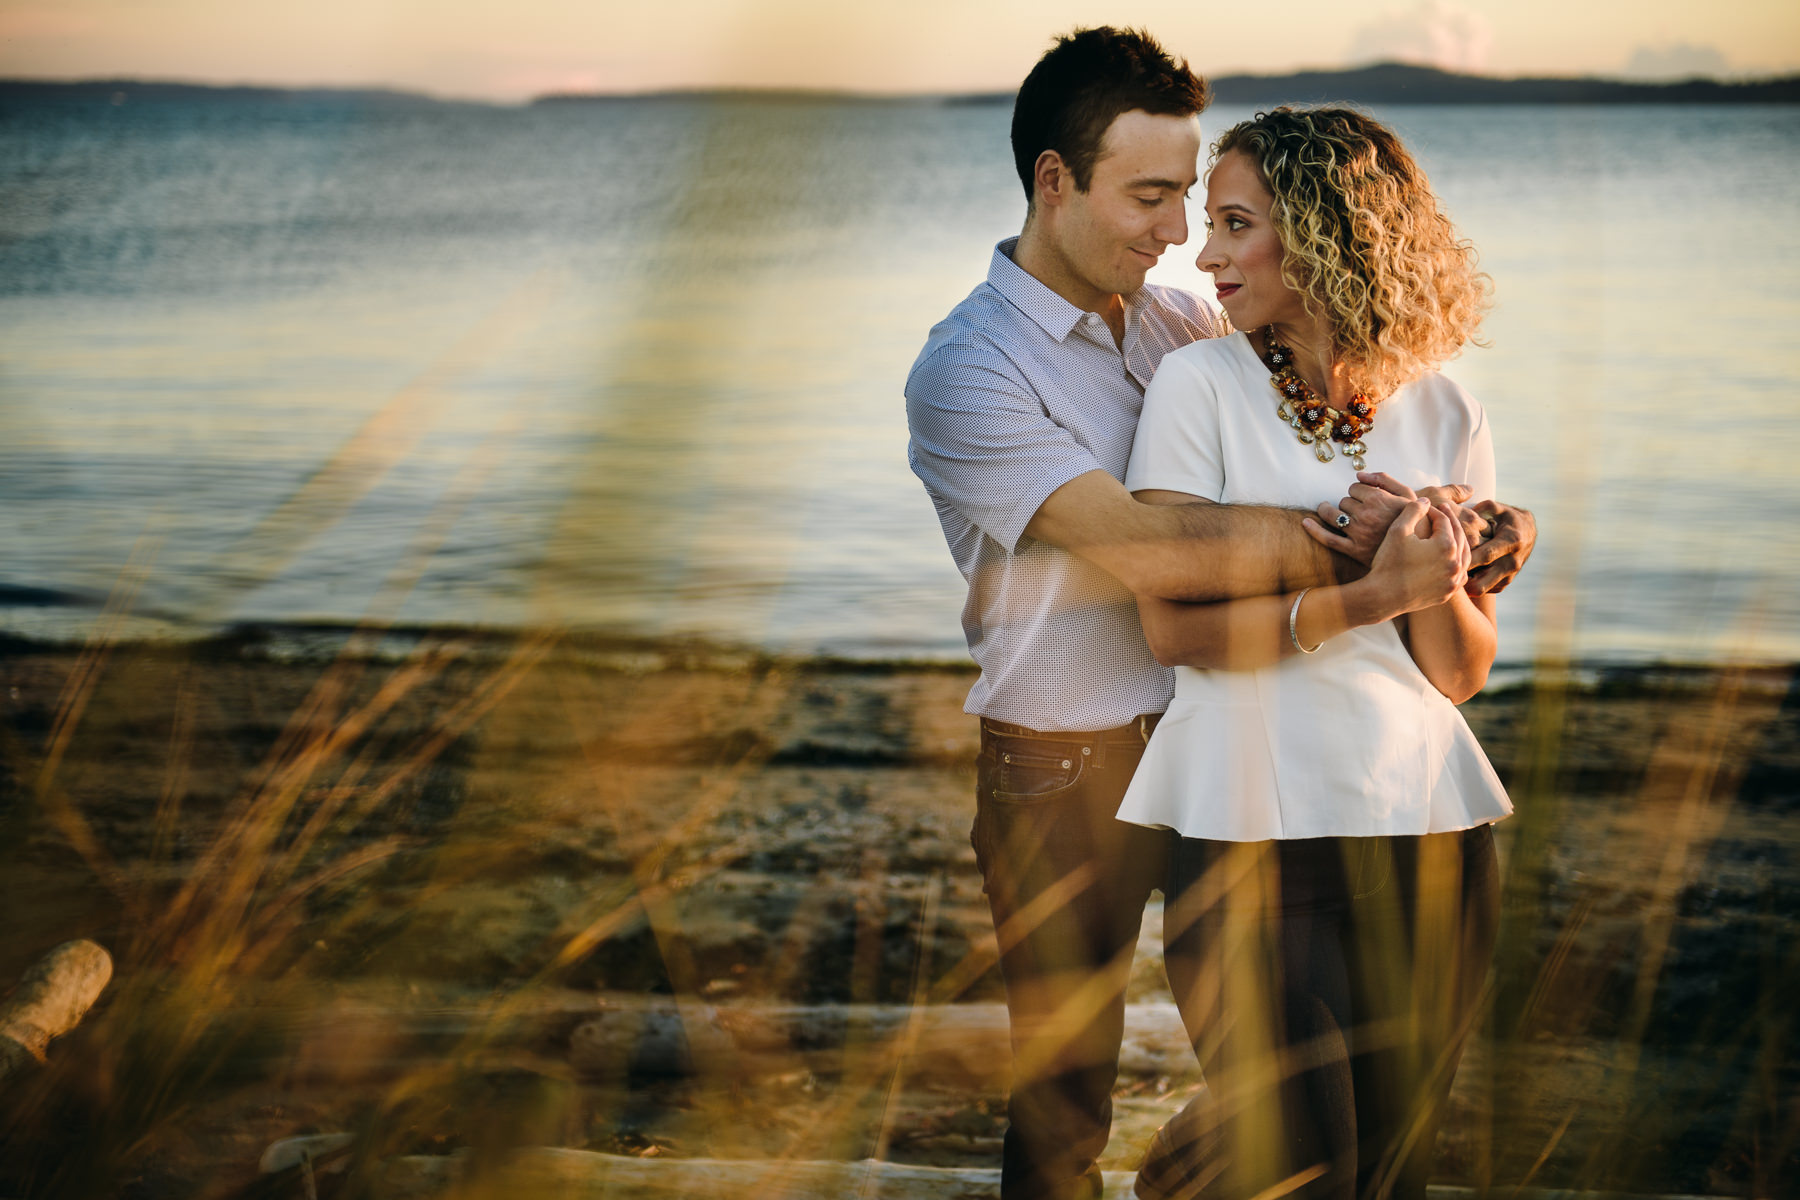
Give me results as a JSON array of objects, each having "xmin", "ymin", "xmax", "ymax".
[{"xmin": 1214, "ymin": 106, "xmax": 1490, "ymax": 399}]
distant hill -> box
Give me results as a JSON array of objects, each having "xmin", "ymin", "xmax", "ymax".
[
  {"xmin": 1205, "ymin": 62, "xmax": 1800, "ymax": 105},
  {"xmin": 537, "ymin": 62, "xmax": 1800, "ymax": 106},
  {"xmin": 4, "ymin": 64, "xmax": 1798, "ymax": 110},
  {"xmin": 0, "ymin": 79, "xmax": 454, "ymax": 108},
  {"xmin": 532, "ymin": 87, "xmax": 933, "ymax": 106},
  {"xmin": 939, "ymin": 62, "xmax": 1800, "ymax": 106}
]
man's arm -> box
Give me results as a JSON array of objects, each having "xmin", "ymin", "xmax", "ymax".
[
  {"xmin": 914, "ymin": 341, "xmax": 1375, "ymax": 604},
  {"xmin": 1022, "ymin": 470, "xmax": 1356, "ymax": 603},
  {"xmin": 905, "ymin": 340, "xmax": 1395, "ymax": 604}
]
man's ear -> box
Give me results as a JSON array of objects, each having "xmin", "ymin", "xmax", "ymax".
[{"xmin": 1032, "ymin": 149, "xmax": 1070, "ymax": 209}]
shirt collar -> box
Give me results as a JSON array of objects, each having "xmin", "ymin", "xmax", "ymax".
[{"xmin": 988, "ymin": 237, "xmax": 1156, "ymax": 345}]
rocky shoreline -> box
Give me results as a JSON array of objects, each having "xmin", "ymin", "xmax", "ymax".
[{"xmin": 0, "ymin": 637, "xmax": 1793, "ymax": 1196}]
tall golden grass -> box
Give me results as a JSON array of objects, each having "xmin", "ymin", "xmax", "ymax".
[{"xmin": 1, "ymin": 106, "xmax": 1793, "ymax": 1200}]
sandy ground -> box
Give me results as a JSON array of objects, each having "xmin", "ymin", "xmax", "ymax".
[{"xmin": 0, "ymin": 634, "xmax": 1794, "ymax": 1197}]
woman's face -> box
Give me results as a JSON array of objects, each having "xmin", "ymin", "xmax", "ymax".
[{"xmin": 1197, "ymin": 150, "xmax": 1310, "ymax": 334}]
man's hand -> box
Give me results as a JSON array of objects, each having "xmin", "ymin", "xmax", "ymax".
[
  {"xmin": 1302, "ymin": 472, "xmax": 1473, "ymax": 566},
  {"xmin": 1465, "ymin": 499, "xmax": 1536, "ymax": 596}
]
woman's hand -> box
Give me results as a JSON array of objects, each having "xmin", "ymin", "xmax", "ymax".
[
  {"xmin": 1358, "ymin": 497, "xmax": 1469, "ymax": 619},
  {"xmin": 1306, "ymin": 472, "xmax": 1487, "ymax": 564}
]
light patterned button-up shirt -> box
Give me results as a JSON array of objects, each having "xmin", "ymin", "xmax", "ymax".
[{"xmin": 905, "ymin": 238, "xmax": 1225, "ymax": 731}]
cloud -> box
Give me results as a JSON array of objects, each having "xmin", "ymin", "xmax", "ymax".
[
  {"xmin": 1620, "ymin": 42, "xmax": 1730, "ymax": 81},
  {"xmin": 1346, "ymin": 1, "xmax": 1492, "ymax": 75}
]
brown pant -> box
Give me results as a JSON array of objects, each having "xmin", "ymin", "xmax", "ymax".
[
  {"xmin": 972, "ymin": 718, "xmax": 1173, "ymax": 1200},
  {"xmin": 1142, "ymin": 828, "xmax": 1500, "ymax": 1200}
]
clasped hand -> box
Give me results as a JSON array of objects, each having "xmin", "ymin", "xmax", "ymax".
[
  {"xmin": 1366, "ymin": 496, "xmax": 1469, "ymax": 614},
  {"xmin": 1302, "ymin": 471, "xmax": 1537, "ymax": 596}
]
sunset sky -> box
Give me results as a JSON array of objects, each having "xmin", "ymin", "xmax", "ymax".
[{"xmin": 2, "ymin": 0, "xmax": 1796, "ymax": 102}]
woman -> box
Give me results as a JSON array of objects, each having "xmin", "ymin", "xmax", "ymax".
[{"xmin": 1120, "ymin": 108, "xmax": 1511, "ymax": 1200}]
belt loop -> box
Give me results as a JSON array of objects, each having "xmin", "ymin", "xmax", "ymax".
[{"xmin": 1138, "ymin": 714, "xmax": 1152, "ymax": 745}]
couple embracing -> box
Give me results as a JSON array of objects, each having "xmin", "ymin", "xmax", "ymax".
[{"xmin": 904, "ymin": 27, "xmax": 1538, "ymax": 1200}]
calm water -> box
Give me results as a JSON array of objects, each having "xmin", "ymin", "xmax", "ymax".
[{"xmin": 2, "ymin": 95, "xmax": 1797, "ymax": 667}]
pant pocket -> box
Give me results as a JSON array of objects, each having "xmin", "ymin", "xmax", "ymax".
[{"xmin": 987, "ymin": 746, "xmax": 1086, "ymax": 803}]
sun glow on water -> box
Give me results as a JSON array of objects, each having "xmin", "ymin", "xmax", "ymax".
[{"xmin": 1, "ymin": 97, "xmax": 1796, "ymax": 667}]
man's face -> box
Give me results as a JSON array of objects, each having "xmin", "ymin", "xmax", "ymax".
[{"xmin": 1054, "ymin": 110, "xmax": 1201, "ymax": 302}]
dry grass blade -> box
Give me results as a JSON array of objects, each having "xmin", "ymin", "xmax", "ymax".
[{"xmin": 31, "ymin": 533, "xmax": 160, "ymax": 895}]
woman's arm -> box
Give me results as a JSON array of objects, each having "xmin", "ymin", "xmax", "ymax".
[
  {"xmin": 1399, "ymin": 591, "xmax": 1497, "ymax": 703},
  {"xmin": 1391, "ymin": 484, "xmax": 1497, "ymax": 702},
  {"xmin": 1135, "ymin": 492, "xmax": 1469, "ymax": 671},
  {"xmin": 1138, "ymin": 584, "xmax": 1387, "ymax": 670}
]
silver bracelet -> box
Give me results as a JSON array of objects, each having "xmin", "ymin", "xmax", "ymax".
[{"xmin": 1288, "ymin": 588, "xmax": 1323, "ymax": 654}]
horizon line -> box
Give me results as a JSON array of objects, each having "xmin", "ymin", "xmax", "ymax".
[{"xmin": 4, "ymin": 60, "xmax": 1799, "ymax": 107}]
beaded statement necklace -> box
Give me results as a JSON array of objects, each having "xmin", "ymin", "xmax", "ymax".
[{"xmin": 1258, "ymin": 326, "xmax": 1375, "ymax": 470}]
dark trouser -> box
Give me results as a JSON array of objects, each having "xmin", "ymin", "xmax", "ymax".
[
  {"xmin": 1143, "ymin": 827, "xmax": 1499, "ymax": 1200},
  {"xmin": 972, "ymin": 717, "xmax": 1174, "ymax": 1200}
]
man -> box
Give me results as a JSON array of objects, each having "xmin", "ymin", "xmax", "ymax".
[{"xmin": 904, "ymin": 27, "xmax": 1534, "ymax": 1200}]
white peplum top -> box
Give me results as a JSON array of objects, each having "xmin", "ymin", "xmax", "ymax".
[{"xmin": 1117, "ymin": 332, "xmax": 1512, "ymax": 842}]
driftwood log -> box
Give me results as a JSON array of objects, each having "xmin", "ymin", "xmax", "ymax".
[
  {"xmin": 251, "ymin": 994, "xmax": 1199, "ymax": 1086},
  {"xmin": 568, "ymin": 1000, "xmax": 1196, "ymax": 1086},
  {"xmin": 363, "ymin": 1149, "xmax": 1714, "ymax": 1200},
  {"xmin": 0, "ymin": 940, "xmax": 112, "ymax": 1082},
  {"xmin": 373, "ymin": 1150, "xmax": 1139, "ymax": 1199},
  {"xmin": 260, "ymin": 1132, "xmax": 357, "ymax": 1173}
]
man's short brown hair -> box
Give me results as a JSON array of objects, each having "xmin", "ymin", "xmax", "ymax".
[{"xmin": 1011, "ymin": 27, "xmax": 1211, "ymax": 205}]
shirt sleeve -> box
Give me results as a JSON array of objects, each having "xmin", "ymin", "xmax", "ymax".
[
  {"xmin": 1453, "ymin": 393, "xmax": 1498, "ymax": 502},
  {"xmin": 1124, "ymin": 350, "xmax": 1227, "ymax": 502},
  {"xmin": 905, "ymin": 340, "xmax": 1104, "ymax": 553}
]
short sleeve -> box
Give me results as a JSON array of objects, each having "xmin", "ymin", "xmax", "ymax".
[
  {"xmin": 1124, "ymin": 350, "xmax": 1227, "ymax": 502},
  {"xmin": 905, "ymin": 341, "xmax": 1103, "ymax": 553},
  {"xmin": 1453, "ymin": 396, "xmax": 1498, "ymax": 502}
]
